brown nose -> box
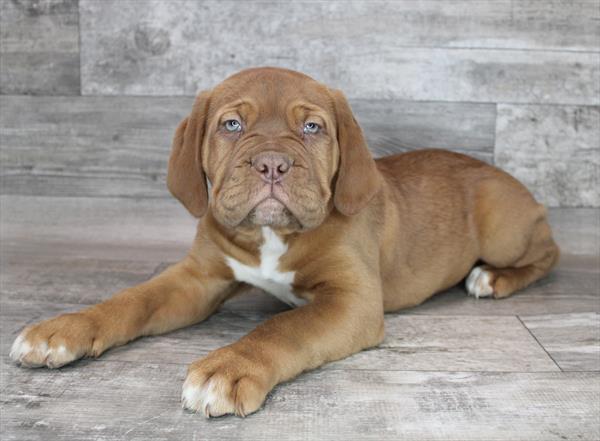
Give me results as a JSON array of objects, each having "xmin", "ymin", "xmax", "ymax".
[{"xmin": 251, "ymin": 151, "xmax": 293, "ymax": 183}]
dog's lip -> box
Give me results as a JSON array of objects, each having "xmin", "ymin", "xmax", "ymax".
[
  {"xmin": 251, "ymin": 186, "xmax": 305, "ymax": 225},
  {"xmin": 254, "ymin": 192, "xmax": 285, "ymax": 209},
  {"xmin": 254, "ymin": 195, "xmax": 277, "ymax": 205},
  {"xmin": 253, "ymin": 183, "xmax": 287, "ymax": 205}
]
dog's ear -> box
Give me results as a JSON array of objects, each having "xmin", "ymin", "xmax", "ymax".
[
  {"xmin": 167, "ymin": 90, "xmax": 211, "ymax": 218},
  {"xmin": 331, "ymin": 89, "xmax": 381, "ymax": 216}
]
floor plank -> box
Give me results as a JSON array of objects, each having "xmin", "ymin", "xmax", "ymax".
[
  {"xmin": 0, "ymin": 195, "xmax": 195, "ymax": 262},
  {"xmin": 0, "ymin": 257, "xmax": 160, "ymax": 305},
  {"xmin": 520, "ymin": 312, "xmax": 600, "ymax": 371},
  {"xmin": 405, "ymin": 255, "xmax": 600, "ymax": 316},
  {"xmin": 3, "ymin": 252, "xmax": 597, "ymax": 316},
  {"xmin": 1, "ymin": 196, "xmax": 598, "ymax": 315},
  {"xmin": 331, "ymin": 315, "xmax": 559, "ymax": 372},
  {"xmin": 1, "ymin": 359, "xmax": 597, "ymax": 441},
  {"xmin": 0, "ymin": 300, "xmax": 558, "ymax": 373},
  {"xmin": 1, "ymin": 198, "xmax": 598, "ymax": 439}
]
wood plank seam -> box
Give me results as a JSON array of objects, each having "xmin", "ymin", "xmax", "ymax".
[{"xmin": 516, "ymin": 315, "xmax": 563, "ymax": 372}]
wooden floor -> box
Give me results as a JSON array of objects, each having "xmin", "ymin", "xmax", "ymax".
[{"xmin": 0, "ymin": 195, "xmax": 598, "ymax": 441}]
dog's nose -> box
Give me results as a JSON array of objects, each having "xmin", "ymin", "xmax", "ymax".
[{"xmin": 251, "ymin": 151, "xmax": 293, "ymax": 183}]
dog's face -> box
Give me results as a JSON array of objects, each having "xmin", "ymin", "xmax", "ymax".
[
  {"xmin": 167, "ymin": 67, "xmax": 381, "ymax": 231},
  {"xmin": 206, "ymin": 69, "xmax": 339, "ymax": 230}
]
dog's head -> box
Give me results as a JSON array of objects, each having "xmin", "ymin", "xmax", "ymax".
[{"xmin": 167, "ymin": 67, "xmax": 381, "ymax": 231}]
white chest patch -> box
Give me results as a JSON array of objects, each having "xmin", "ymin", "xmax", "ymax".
[{"xmin": 225, "ymin": 227, "xmax": 306, "ymax": 307}]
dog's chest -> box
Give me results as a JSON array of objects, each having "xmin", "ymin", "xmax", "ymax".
[{"xmin": 225, "ymin": 227, "xmax": 306, "ymax": 307}]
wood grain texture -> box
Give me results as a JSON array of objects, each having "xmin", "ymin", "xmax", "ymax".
[
  {"xmin": 2, "ymin": 253, "xmax": 599, "ymax": 317},
  {"xmin": 521, "ymin": 313, "xmax": 600, "ymax": 371},
  {"xmin": 0, "ymin": 0, "xmax": 80, "ymax": 94},
  {"xmin": 495, "ymin": 104, "xmax": 600, "ymax": 207},
  {"xmin": 79, "ymin": 0, "xmax": 600, "ymax": 104},
  {"xmin": 0, "ymin": 96, "xmax": 193, "ymax": 198},
  {"xmin": 0, "ymin": 256, "xmax": 161, "ymax": 305},
  {"xmin": 2, "ymin": 197, "xmax": 594, "ymax": 261},
  {"xmin": 1, "ymin": 197, "xmax": 598, "ymax": 440},
  {"xmin": 1, "ymin": 357, "xmax": 598, "ymax": 441},
  {"xmin": 0, "ymin": 195, "xmax": 196, "ymax": 262},
  {"xmin": 2, "ymin": 1, "xmax": 599, "ymax": 438},
  {"xmin": 332, "ymin": 315, "xmax": 559, "ymax": 372},
  {"xmin": 351, "ymin": 100, "xmax": 495, "ymax": 162},
  {"xmin": 548, "ymin": 208, "xmax": 600, "ymax": 255},
  {"xmin": 0, "ymin": 96, "xmax": 496, "ymax": 197},
  {"xmin": 0, "ymin": 300, "xmax": 558, "ymax": 372},
  {"xmin": 407, "ymin": 254, "xmax": 600, "ymax": 317},
  {"xmin": 2, "ymin": 196, "xmax": 598, "ymax": 314}
]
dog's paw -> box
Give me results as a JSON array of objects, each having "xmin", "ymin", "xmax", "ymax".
[
  {"xmin": 465, "ymin": 266, "xmax": 495, "ymax": 298},
  {"xmin": 10, "ymin": 313, "xmax": 101, "ymax": 368},
  {"xmin": 182, "ymin": 347, "xmax": 271, "ymax": 418}
]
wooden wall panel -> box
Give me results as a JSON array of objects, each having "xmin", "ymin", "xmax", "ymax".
[
  {"xmin": 79, "ymin": 1, "xmax": 599, "ymax": 105},
  {"xmin": 0, "ymin": 0, "xmax": 80, "ymax": 94},
  {"xmin": 0, "ymin": 96, "xmax": 496, "ymax": 197}
]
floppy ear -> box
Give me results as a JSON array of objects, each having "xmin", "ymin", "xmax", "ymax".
[
  {"xmin": 167, "ymin": 90, "xmax": 211, "ymax": 218},
  {"xmin": 331, "ymin": 89, "xmax": 382, "ymax": 216}
]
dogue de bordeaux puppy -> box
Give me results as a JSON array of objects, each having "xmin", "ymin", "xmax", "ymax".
[{"xmin": 10, "ymin": 67, "xmax": 559, "ymax": 417}]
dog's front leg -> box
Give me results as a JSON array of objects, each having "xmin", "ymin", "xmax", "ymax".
[
  {"xmin": 182, "ymin": 283, "xmax": 385, "ymax": 417},
  {"xmin": 10, "ymin": 256, "xmax": 235, "ymax": 368}
]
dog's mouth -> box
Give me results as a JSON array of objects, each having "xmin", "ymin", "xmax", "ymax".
[
  {"xmin": 250, "ymin": 197, "xmax": 287, "ymax": 220},
  {"xmin": 245, "ymin": 190, "xmax": 300, "ymax": 228},
  {"xmin": 215, "ymin": 175, "xmax": 320, "ymax": 231}
]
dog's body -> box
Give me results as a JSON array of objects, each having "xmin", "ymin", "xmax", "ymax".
[{"xmin": 10, "ymin": 68, "xmax": 559, "ymax": 417}]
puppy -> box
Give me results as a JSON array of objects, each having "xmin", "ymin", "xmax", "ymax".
[{"xmin": 10, "ymin": 67, "xmax": 559, "ymax": 417}]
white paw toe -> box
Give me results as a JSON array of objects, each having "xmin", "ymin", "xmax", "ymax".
[
  {"xmin": 10, "ymin": 331, "xmax": 75, "ymax": 368},
  {"xmin": 466, "ymin": 266, "xmax": 495, "ymax": 298},
  {"xmin": 9, "ymin": 332, "xmax": 35, "ymax": 364},
  {"xmin": 46, "ymin": 345, "xmax": 75, "ymax": 368},
  {"xmin": 182, "ymin": 377, "xmax": 234, "ymax": 418}
]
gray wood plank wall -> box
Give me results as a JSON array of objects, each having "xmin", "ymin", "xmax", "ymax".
[{"xmin": 1, "ymin": 0, "xmax": 599, "ymax": 206}]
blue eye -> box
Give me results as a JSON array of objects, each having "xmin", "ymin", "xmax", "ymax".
[
  {"xmin": 303, "ymin": 122, "xmax": 320, "ymax": 134},
  {"xmin": 224, "ymin": 119, "xmax": 242, "ymax": 132}
]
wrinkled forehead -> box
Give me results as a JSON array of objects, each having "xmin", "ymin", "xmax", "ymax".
[{"xmin": 209, "ymin": 70, "xmax": 334, "ymax": 120}]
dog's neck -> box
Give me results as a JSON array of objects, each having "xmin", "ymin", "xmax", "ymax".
[{"xmin": 224, "ymin": 226, "xmax": 306, "ymax": 307}]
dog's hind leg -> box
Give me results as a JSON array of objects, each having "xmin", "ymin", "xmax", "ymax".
[{"xmin": 467, "ymin": 208, "xmax": 560, "ymax": 299}]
